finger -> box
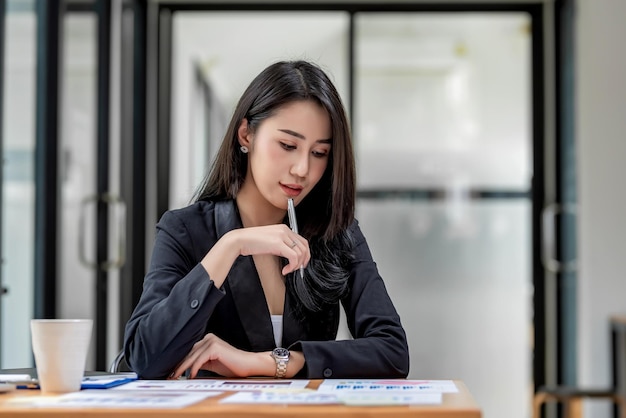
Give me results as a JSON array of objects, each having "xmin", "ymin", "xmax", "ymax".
[
  {"xmin": 282, "ymin": 251, "xmax": 300, "ymax": 275},
  {"xmin": 292, "ymin": 237, "xmax": 311, "ymax": 268},
  {"xmin": 172, "ymin": 340, "xmax": 208, "ymax": 378},
  {"xmin": 171, "ymin": 362, "xmax": 187, "ymax": 379},
  {"xmin": 172, "ymin": 354, "xmax": 195, "ymax": 378},
  {"xmin": 283, "ymin": 256, "xmax": 307, "ymax": 276},
  {"xmin": 172, "ymin": 350, "xmax": 195, "ymax": 378},
  {"xmin": 186, "ymin": 349, "xmax": 212, "ymax": 379},
  {"xmin": 277, "ymin": 230, "xmax": 307, "ymax": 274},
  {"xmin": 299, "ymin": 240, "xmax": 311, "ymax": 267},
  {"xmin": 189, "ymin": 358, "xmax": 205, "ymax": 379}
]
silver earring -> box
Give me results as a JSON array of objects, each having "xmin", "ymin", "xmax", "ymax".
[{"xmin": 240, "ymin": 145, "xmax": 249, "ymax": 154}]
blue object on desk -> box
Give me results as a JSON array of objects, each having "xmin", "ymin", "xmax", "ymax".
[{"xmin": 81, "ymin": 373, "xmax": 138, "ymax": 389}]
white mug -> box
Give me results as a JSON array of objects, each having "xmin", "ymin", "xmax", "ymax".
[{"xmin": 30, "ymin": 319, "xmax": 93, "ymax": 393}]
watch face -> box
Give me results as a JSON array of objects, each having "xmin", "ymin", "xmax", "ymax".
[{"xmin": 273, "ymin": 347, "xmax": 289, "ymax": 359}]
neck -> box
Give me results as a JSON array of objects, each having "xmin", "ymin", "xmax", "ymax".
[{"xmin": 236, "ymin": 182, "xmax": 285, "ymax": 227}]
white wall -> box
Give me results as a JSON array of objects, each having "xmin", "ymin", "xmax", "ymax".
[{"xmin": 577, "ymin": 0, "xmax": 626, "ymax": 416}]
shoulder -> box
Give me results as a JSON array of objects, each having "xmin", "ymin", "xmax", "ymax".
[
  {"xmin": 159, "ymin": 200, "xmax": 215, "ymax": 226},
  {"xmin": 165, "ymin": 200, "xmax": 217, "ymax": 220},
  {"xmin": 156, "ymin": 200, "xmax": 227, "ymax": 237},
  {"xmin": 346, "ymin": 218, "xmax": 367, "ymax": 247},
  {"xmin": 343, "ymin": 219, "xmax": 375, "ymax": 262},
  {"xmin": 157, "ymin": 199, "xmax": 240, "ymax": 239}
]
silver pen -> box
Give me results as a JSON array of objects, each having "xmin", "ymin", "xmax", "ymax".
[{"xmin": 287, "ymin": 198, "xmax": 305, "ymax": 279}]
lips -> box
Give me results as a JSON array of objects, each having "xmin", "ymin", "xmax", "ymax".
[{"xmin": 280, "ymin": 183, "xmax": 303, "ymax": 197}]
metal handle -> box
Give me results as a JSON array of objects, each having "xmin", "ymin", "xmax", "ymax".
[
  {"xmin": 541, "ymin": 202, "xmax": 577, "ymax": 273},
  {"xmin": 78, "ymin": 193, "xmax": 126, "ymax": 270}
]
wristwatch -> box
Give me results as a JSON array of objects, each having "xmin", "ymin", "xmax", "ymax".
[{"xmin": 270, "ymin": 347, "xmax": 290, "ymax": 378}]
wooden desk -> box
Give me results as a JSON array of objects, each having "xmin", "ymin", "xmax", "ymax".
[{"xmin": 0, "ymin": 379, "xmax": 481, "ymax": 418}]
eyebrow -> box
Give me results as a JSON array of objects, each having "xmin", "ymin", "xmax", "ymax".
[{"xmin": 278, "ymin": 128, "xmax": 331, "ymax": 144}]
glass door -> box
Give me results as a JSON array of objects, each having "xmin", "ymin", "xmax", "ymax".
[
  {"xmin": 58, "ymin": 10, "xmax": 99, "ymax": 370},
  {"xmin": 0, "ymin": 0, "xmax": 38, "ymax": 368},
  {"xmin": 59, "ymin": 1, "xmax": 124, "ymax": 371},
  {"xmin": 353, "ymin": 13, "xmax": 532, "ymax": 418}
]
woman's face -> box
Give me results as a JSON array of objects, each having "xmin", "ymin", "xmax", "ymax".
[{"xmin": 239, "ymin": 100, "xmax": 332, "ymax": 210}]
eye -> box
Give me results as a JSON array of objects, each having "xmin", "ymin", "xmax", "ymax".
[
  {"xmin": 312, "ymin": 149, "xmax": 329, "ymax": 158},
  {"xmin": 280, "ymin": 142, "xmax": 296, "ymax": 151}
]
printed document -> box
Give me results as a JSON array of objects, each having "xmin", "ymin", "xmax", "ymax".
[
  {"xmin": 112, "ymin": 379, "xmax": 310, "ymax": 392},
  {"xmin": 317, "ymin": 379, "xmax": 458, "ymax": 393}
]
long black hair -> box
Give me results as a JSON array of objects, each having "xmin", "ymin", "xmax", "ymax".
[{"xmin": 193, "ymin": 61, "xmax": 356, "ymax": 317}]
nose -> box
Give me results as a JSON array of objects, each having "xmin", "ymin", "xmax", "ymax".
[{"xmin": 290, "ymin": 151, "xmax": 309, "ymax": 178}]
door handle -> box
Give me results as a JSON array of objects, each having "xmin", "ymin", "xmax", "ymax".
[
  {"xmin": 541, "ymin": 202, "xmax": 577, "ymax": 273},
  {"xmin": 78, "ymin": 193, "xmax": 127, "ymax": 270}
]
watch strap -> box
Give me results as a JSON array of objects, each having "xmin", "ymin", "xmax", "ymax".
[
  {"xmin": 271, "ymin": 348, "xmax": 290, "ymax": 378},
  {"xmin": 275, "ymin": 357, "xmax": 288, "ymax": 378}
]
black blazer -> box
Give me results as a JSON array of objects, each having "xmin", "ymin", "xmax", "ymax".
[{"xmin": 123, "ymin": 200, "xmax": 409, "ymax": 379}]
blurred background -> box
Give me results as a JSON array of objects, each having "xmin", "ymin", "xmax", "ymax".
[{"xmin": 1, "ymin": 1, "xmax": 625, "ymax": 418}]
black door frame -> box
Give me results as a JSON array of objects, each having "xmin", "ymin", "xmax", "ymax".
[
  {"xmin": 117, "ymin": 0, "xmax": 148, "ymax": 371},
  {"xmin": 34, "ymin": 0, "xmax": 61, "ymax": 323}
]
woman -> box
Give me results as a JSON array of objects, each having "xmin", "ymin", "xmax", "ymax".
[{"xmin": 123, "ymin": 60, "xmax": 409, "ymax": 380}]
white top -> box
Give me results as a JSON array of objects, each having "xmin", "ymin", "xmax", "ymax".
[{"xmin": 271, "ymin": 315, "xmax": 283, "ymax": 347}]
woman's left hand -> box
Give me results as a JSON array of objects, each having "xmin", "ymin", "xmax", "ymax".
[{"xmin": 169, "ymin": 333, "xmax": 260, "ymax": 379}]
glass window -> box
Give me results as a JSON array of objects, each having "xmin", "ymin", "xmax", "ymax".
[
  {"xmin": 171, "ymin": 11, "xmax": 349, "ymax": 208},
  {"xmin": 355, "ymin": 13, "xmax": 531, "ymax": 191}
]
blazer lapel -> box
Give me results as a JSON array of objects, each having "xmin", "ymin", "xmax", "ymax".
[
  {"xmin": 282, "ymin": 275, "xmax": 308, "ymax": 348},
  {"xmin": 214, "ymin": 200, "xmax": 275, "ymax": 351}
]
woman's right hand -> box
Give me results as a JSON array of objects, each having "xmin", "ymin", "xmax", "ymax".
[
  {"xmin": 201, "ymin": 224, "xmax": 309, "ymax": 287},
  {"xmin": 235, "ymin": 224, "xmax": 309, "ymax": 275},
  {"xmin": 169, "ymin": 333, "xmax": 258, "ymax": 379}
]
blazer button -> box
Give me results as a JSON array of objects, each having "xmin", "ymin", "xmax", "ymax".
[
  {"xmin": 190, "ymin": 299, "xmax": 199, "ymax": 309},
  {"xmin": 323, "ymin": 368, "xmax": 332, "ymax": 378}
]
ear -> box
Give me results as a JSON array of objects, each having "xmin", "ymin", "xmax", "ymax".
[{"xmin": 237, "ymin": 118, "xmax": 253, "ymax": 149}]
